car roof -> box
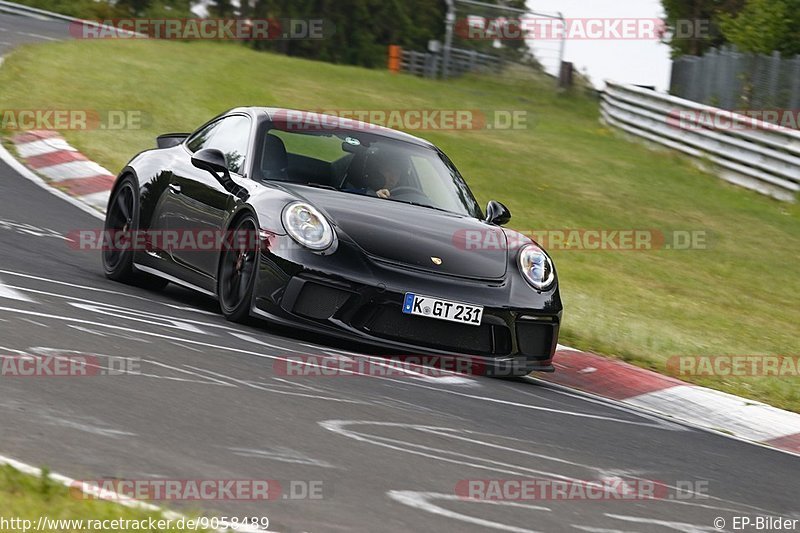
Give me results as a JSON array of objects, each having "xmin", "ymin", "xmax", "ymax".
[{"xmin": 227, "ymin": 107, "xmax": 436, "ymax": 149}]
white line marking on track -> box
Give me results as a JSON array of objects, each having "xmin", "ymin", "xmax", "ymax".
[
  {"xmin": 15, "ymin": 31, "xmax": 59, "ymax": 41},
  {"xmin": 40, "ymin": 415, "xmax": 136, "ymax": 438},
  {"xmin": 3, "ymin": 282, "xmax": 234, "ymax": 335},
  {"xmin": 387, "ymin": 491, "xmax": 547, "ymax": 532},
  {"xmin": 603, "ymin": 513, "xmax": 718, "ymax": 532},
  {"xmin": 68, "ymin": 324, "xmax": 152, "ymax": 343},
  {"xmin": 181, "ymin": 365, "xmax": 367, "ymax": 404},
  {"xmin": 170, "ymin": 341, "xmax": 205, "ymax": 353},
  {"xmin": 227, "ymin": 446, "xmax": 336, "ymax": 468},
  {"xmin": 329, "ymin": 420, "xmax": 772, "ymax": 515},
  {"xmin": 236, "ymin": 332, "xmax": 476, "ymax": 385},
  {"xmin": 0, "ymin": 270, "xmax": 226, "ymax": 319},
  {"xmin": 132, "ymin": 360, "xmax": 235, "ymax": 387},
  {"xmin": 0, "ymin": 276, "xmax": 35, "ymax": 302},
  {"xmin": 0, "ymin": 305, "xmax": 678, "ymax": 428},
  {"xmin": 20, "ymin": 318, "xmax": 48, "ymax": 327}
]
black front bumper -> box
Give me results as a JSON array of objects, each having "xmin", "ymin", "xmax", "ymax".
[{"xmin": 251, "ymin": 243, "xmax": 561, "ymax": 376}]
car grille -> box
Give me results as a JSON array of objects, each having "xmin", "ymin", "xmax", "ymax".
[{"xmin": 362, "ymin": 304, "xmax": 508, "ymax": 356}]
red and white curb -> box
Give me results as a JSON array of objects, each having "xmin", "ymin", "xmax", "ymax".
[
  {"xmin": 544, "ymin": 347, "xmax": 800, "ymax": 455},
  {"xmin": 3, "ymin": 129, "xmax": 800, "ymax": 457},
  {"xmin": 10, "ymin": 130, "xmax": 115, "ymax": 212}
]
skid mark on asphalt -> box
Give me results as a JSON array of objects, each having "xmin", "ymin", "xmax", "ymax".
[
  {"xmin": 68, "ymin": 324, "xmax": 152, "ymax": 343},
  {"xmin": 39, "ymin": 414, "xmax": 136, "ymax": 438},
  {"xmin": 0, "ymin": 217, "xmax": 71, "ymax": 242},
  {"xmin": 226, "ymin": 446, "xmax": 337, "ymax": 469}
]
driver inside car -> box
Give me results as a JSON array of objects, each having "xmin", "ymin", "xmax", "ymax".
[
  {"xmin": 342, "ymin": 147, "xmax": 408, "ymax": 199},
  {"xmin": 373, "ymin": 164, "xmax": 401, "ymax": 198}
]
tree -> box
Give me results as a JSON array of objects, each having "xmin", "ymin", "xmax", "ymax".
[
  {"xmin": 208, "ymin": 0, "xmax": 236, "ymax": 18},
  {"xmin": 245, "ymin": 0, "xmax": 447, "ymax": 68},
  {"xmin": 661, "ymin": 0, "xmax": 743, "ymax": 56},
  {"xmin": 114, "ymin": 0, "xmax": 193, "ymax": 17},
  {"xmin": 717, "ymin": 0, "xmax": 800, "ymax": 55}
]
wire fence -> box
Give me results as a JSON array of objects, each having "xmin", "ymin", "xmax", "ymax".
[
  {"xmin": 671, "ymin": 47, "xmax": 800, "ymax": 115},
  {"xmin": 392, "ymin": 0, "xmax": 565, "ymax": 84}
]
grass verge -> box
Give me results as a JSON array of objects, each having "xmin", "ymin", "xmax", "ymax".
[
  {"xmin": 0, "ymin": 39, "xmax": 798, "ymax": 410},
  {"xmin": 0, "ymin": 465, "xmax": 208, "ymax": 532}
]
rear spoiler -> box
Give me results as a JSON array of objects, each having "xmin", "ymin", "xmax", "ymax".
[{"xmin": 156, "ymin": 133, "xmax": 190, "ymax": 149}]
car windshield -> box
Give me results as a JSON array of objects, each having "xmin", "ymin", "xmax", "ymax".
[{"xmin": 255, "ymin": 126, "xmax": 483, "ymax": 218}]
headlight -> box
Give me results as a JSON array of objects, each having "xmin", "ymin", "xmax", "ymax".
[
  {"xmin": 518, "ymin": 244, "xmax": 555, "ymax": 290},
  {"xmin": 281, "ymin": 202, "xmax": 335, "ymax": 251}
]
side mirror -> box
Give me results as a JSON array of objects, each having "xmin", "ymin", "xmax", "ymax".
[
  {"xmin": 191, "ymin": 148, "xmax": 228, "ymax": 174},
  {"xmin": 156, "ymin": 133, "xmax": 189, "ymax": 149},
  {"xmin": 191, "ymin": 148, "xmax": 249, "ymax": 201},
  {"xmin": 485, "ymin": 200, "xmax": 511, "ymax": 226}
]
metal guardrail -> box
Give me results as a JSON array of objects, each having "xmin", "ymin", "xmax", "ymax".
[
  {"xmin": 0, "ymin": 0, "xmax": 79, "ymax": 22},
  {"xmin": 0, "ymin": 1, "xmax": 142, "ymax": 36},
  {"xmin": 601, "ymin": 81, "xmax": 800, "ymax": 202}
]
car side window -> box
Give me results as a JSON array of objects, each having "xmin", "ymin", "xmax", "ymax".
[
  {"xmin": 186, "ymin": 115, "xmax": 252, "ymax": 175},
  {"xmin": 186, "ymin": 120, "xmax": 222, "ymax": 153}
]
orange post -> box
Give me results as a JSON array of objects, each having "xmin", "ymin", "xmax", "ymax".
[{"xmin": 388, "ymin": 45, "xmax": 402, "ymax": 73}]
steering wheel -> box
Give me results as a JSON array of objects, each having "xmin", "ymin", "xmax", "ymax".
[{"xmin": 388, "ymin": 186, "xmax": 422, "ymax": 198}]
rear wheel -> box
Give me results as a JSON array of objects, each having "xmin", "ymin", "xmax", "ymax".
[
  {"xmin": 102, "ymin": 176, "xmax": 168, "ymax": 290},
  {"xmin": 218, "ymin": 214, "xmax": 259, "ymax": 323}
]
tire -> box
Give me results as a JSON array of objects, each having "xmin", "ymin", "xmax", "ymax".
[
  {"xmin": 217, "ymin": 214, "xmax": 259, "ymax": 323},
  {"xmin": 102, "ymin": 175, "xmax": 168, "ymax": 290}
]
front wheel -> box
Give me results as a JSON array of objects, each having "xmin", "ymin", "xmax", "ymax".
[{"xmin": 218, "ymin": 214, "xmax": 259, "ymax": 323}]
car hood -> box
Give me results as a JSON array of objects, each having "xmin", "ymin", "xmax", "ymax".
[{"xmin": 281, "ymin": 185, "xmax": 508, "ymax": 279}]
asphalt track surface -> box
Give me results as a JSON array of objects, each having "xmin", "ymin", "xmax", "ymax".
[{"xmin": 1, "ymin": 10, "xmax": 799, "ymax": 533}]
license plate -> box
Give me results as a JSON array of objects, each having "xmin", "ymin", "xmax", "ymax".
[{"xmin": 402, "ymin": 293, "xmax": 484, "ymax": 326}]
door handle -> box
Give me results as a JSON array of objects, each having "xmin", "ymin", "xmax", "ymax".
[{"xmin": 168, "ymin": 183, "xmax": 182, "ymax": 194}]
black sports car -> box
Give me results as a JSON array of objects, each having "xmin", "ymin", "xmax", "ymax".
[{"xmin": 102, "ymin": 108, "xmax": 562, "ymax": 376}]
